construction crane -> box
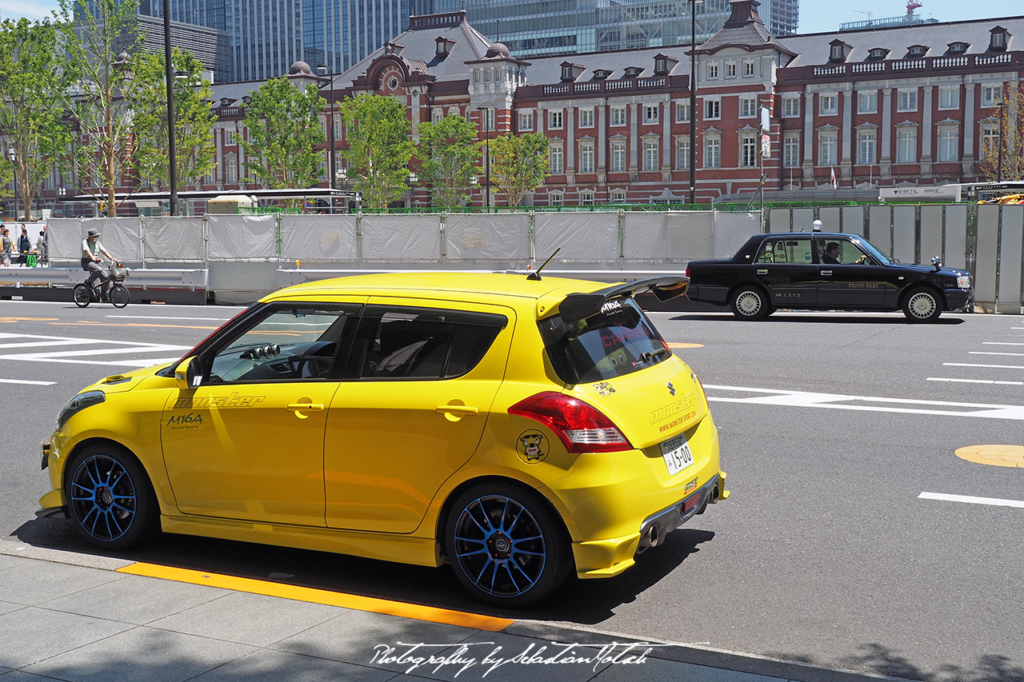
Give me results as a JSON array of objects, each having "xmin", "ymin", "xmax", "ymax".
[{"xmin": 906, "ymin": 0, "xmax": 922, "ymax": 17}]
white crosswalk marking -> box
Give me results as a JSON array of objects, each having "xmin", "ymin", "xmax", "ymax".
[{"xmin": 0, "ymin": 332, "xmax": 190, "ymax": 368}]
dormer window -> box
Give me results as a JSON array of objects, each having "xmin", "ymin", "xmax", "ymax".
[
  {"xmin": 242, "ymin": 96, "xmax": 251, "ymax": 105},
  {"xmin": 868, "ymin": 48, "xmax": 889, "ymax": 60},
  {"xmin": 652, "ymin": 53, "xmax": 677, "ymax": 76},
  {"xmin": 561, "ymin": 65, "xmax": 572, "ymax": 80},
  {"xmin": 828, "ymin": 40, "xmax": 850, "ymax": 63},
  {"xmin": 593, "ymin": 69, "xmax": 611, "ymax": 80},
  {"xmin": 435, "ymin": 36, "xmax": 455, "ymax": 57},
  {"xmin": 559, "ymin": 61, "xmax": 585, "ymax": 82},
  {"xmin": 989, "ymin": 27, "xmax": 1009, "ymax": 51},
  {"xmin": 908, "ymin": 45, "xmax": 928, "ymax": 57},
  {"xmin": 948, "ymin": 42, "xmax": 968, "ymax": 54},
  {"xmin": 624, "ymin": 66, "xmax": 643, "ymax": 78},
  {"xmin": 220, "ymin": 97, "xmax": 233, "ymax": 107},
  {"xmin": 655, "ymin": 58, "xmax": 667, "ymax": 74}
]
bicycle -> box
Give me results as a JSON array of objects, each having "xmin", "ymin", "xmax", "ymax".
[{"xmin": 74, "ymin": 261, "xmax": 130, "ymax": 309}]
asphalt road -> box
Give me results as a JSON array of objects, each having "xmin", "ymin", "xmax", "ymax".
[{"xmin": 2, "ymin": 299, "xmax": 1022, "ymax": 681}]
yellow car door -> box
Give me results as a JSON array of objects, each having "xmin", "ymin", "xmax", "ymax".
[
  {"xmin": 162, "ymin": 303, "xmax": 361, "ymax": 526},
  {"xmin": 324, "ymin": 301, "xmax": 514, "ymax": 533}
]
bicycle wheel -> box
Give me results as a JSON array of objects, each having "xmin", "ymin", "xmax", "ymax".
[
  {"xmin": 73, "ymin": 284, "xmax": 92, "ymax": 308},
  {"xmin": 110, "ymin": 284, "xmax": 129, "ymax": 308}
]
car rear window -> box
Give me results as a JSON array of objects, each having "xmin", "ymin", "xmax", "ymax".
[{"xmin": 539, "ymin": 297, "xmax": 669, "ymax": 384}]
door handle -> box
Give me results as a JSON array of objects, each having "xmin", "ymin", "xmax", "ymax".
[
  {"xmin": 820, "ymin": 270, "xmax": 832, "ymax": 276},
  {"xmin": 287, "ymin": 403, "xmax": 324, "ymax": 419},
  {"xmin": 435, "ymin": 405, "xmax": 479, "ymax": 416},
  {"xmin": 757, "ymin": 268, "xmax": 768, "ymax": 274}
]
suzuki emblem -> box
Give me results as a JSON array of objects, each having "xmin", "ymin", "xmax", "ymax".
[{"xmin": 667, "ymin": 382, "xmax": 676, "ymax": 396}]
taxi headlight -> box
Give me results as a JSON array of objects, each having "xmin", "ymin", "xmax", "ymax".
[
  {"xmin": 56, "ymin": 391, "xmax": 105, "ymax": 431},
  {"xmin": 957, "ymin": 274, "xmax": 971, "ymax": 289}
]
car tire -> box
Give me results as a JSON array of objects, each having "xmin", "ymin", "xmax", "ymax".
[
  {"xmin": 445, "ymin": 481, "xmax": 572, "ymax": 607},
  {"xmin": 730, "ymin": 285, "xmax": 770, "ymax": 321},
  {"xmin": 65, "ymin": 443, "xmax": 159, "ymax": 550},
  {"xmin": 902, "ymin": 287, "xmax": 943, "ymax": 323}
]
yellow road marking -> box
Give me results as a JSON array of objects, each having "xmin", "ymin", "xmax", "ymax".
[
  {"xmin": 0, "ymin": 317, "xmax": 60, "ymax": 323},
  {"xmin": 668, "ymin": 342, "xmax": 704, "ymax": 349},
  {"xmin": 50, "ymin": 321, "xmax": 219, "ymax": 330},
  {"xmin": 955, "ymin": 445, "xmax": 1024, "ymax": 468},
  {"xmin": 117, "ymin": 562, "xmax": 513, "ymax": 632}
]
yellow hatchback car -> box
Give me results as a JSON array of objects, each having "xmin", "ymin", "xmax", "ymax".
[{"xmin": 39, "ymin": 272, "xmax": 728, "ymax": 606}]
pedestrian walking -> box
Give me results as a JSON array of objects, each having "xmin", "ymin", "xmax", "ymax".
[
  {"xmin": 18, "ymin": 226, "xmax": 32, "ymax": 266},
  {"xmin": 0, "ymin": 226, "xmax": 12, "ymax": 266},
  {"xmin": 35, "ymin": 230, "xmax": 47, "ymax": 265}
]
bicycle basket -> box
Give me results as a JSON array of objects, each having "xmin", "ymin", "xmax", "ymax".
[{"xmin": 109, "ymin": 264, "xmax": 128, "ymax": 281}]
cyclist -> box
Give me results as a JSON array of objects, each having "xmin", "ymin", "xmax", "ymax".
[{"xmin": 81, "ymin": 228, "xmax": 116, "ymax": 301}]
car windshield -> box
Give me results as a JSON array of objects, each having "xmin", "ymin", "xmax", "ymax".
[
  {"xmin": 538, "ymin": 297, "xmax": 669, "ymax": 384},
  {"xmin": 851, "ymin": 237, "xmax": 891, "ymax": 265}
]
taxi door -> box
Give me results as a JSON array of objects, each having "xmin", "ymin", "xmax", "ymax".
[
  {"xmin": 753, "ymin": 236, "xmax": 818, "ymax": 307},
  {"xmin": 815, "ymin": 237, "xmax": 890, "ymax": 307},
  {"xmin": 323, "ymin": 301, "xmax": 514, "ymax": 534},
  {"xmin": 161, "ymin": 302, "xmax": 362, "ymax": 526}
]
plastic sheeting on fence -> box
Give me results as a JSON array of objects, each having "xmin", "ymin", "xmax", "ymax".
[
  {"xmin": 445, "ymin": 214, "xmax": 530, "ymax": 261},
  {"xmin": 623, "ymin": 212, "xmax": 713, "ymax": 262},
  {"xmin": 280, "ymin": 215, "xmax": 358, "ymax": 262},
  {"xmin": 361, "ymin": 215, "xmax": 442, "ymax": 262},
  {"xmin": 47, "ymin": 217, "xmax": 143, "ymax": 262},
  {"xmin": 208, "ymin": 214, "xmax": 277, "ymax": 260},
  {"xmin": 535, "ymin": 212, "xmax": 619, "ymax": 261},
  {"xmin": 144, "ymin": 217, "xmax": 205, "ymax": 262}
]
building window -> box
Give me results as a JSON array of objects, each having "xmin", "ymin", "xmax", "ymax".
[
  {"xmin": 580, "ymin": 190, "xmax": 595, "ymax": 206},
  {"xmin": 655, "ymin": 58, "xmax": 667, "ymax": 74},
  {"xmin": 519, "ymin": 111, "xmax": 533, "ymax": 131},
  {"xmin": 675, "ymin": 101, "xmax": 690, "ymax": 123},
  {"xmin": 897, "ymin": 89, "xmax": 918, "ymax": 112},
  {"xmin": 740, "ymin": 97, "xmax": 757, "ymax": 118},
  {"xmin": 707, "ymin": 63, "xmax": 718, "ymax": 79},
  {"xmin": 740, "ymin": 134, "xmax": 757, "ymax": 167},
  {"xmin": 225, "ymin": 129, "xmax": 236, "ymax": 145},
  {"xmin": 561, "ymin": 65, "xmax": 573, "ymax": 80},
  {"xmin": 868, "ymin": 48, "xmax": 888, "ymax": 60},
  {"xmin": 611, "ymin": 141, "xmax": 626, "ymax": 172},
  {"xmin": 981, "ymin": 127, "xmax": 998, "ymax": 160},
  {"xmin": 579, "ymin": 143, "xmax": 594, "ymax": 172},
  {"xmin": 611, "ymin": 106, "xmax": 626, "ymax": 126},
  {"xmin": 818, "ymin": 131, "xmax": 837, "ymax": 166},
  {"xmin": 743, "ymin": 60, "xmax": 755, "ymax": 76},
  {"xmin": 726, "ymin": 62, "xmax": 736, "ymax": 77},
  {"xmin": 982, "ymin": 84, "xmax": 1003, "ymax": 107},
  {"xmin": 705, "ymin": 99, "xmax": 720, "ymax": 120},
  {"xmin": 858, "ymin": 91, "xmax": 877, "ymax": 114},
  {"xmin": 549, "ymin": 110, "xmax": 563, "ymax": 130},
  {"xmin": 643, "ymin": 104, "xmax": 659, "ymax": 124},
  {"xmin": 819, "ymin": 94, "xmax": 837, "ymax": 116},
  {"xmin": 948, "ymin": 42, "xmax": 967, "ymax": 54},
  {"xmin": 579, "ymin": 108, "xmax": 594, "ymax": 128},
  {"xmin": 939, "ymin": 86, "xmax": 959, "ymax": 110},
  {"xmin": 782, "ymin": 96, "xmax": 800, "ymax": 118},
  {"xmin": 611, "ymin": 189, "xmax": 626, "ymax": 202},
  {"xmin": 908, "ymin": 45, "xmax": 927, "ymax": 57},
  {"xmin": 857, "ymin": 130, "xmax": 876, "ymax": 165},
  {"xmin": 479, "ymin": 108, "xmax": 494, "ymax": 130},
  {"xmin": 783, "ymin": 133, "xmax": 799, "ymax": 168},
  {"xmin": 938, "ymin": 128, "xmax": 959, "ymax": 163},
  {"xmin": 226, "ymin": 156, "xmax": 238, "ymax": 184},
  {"xmin": 990, "ymin": 31, "xmax": 1006, "ymax": 50},
  {"xmin": 550, "ymin": 192, "xmax": 563, "ymax": 207},
  {"xmin": 675, "ymin": 138, "xmax": 690, "ymax": 170},
  {"xmin": 830, "ymin": 44, "xmax": 845, "ymax": 60},
  {"xmin": 549, "ymin": 144, "xmax": 564, "ymax": 173},
  {"xmin": 643, "ymin": 139, "xmax": 659, "ymax": 171},
  {"xmin": 704, "ymin": 137, "xmax": 720, "ymax": 168},
  {"xmin": 897, "ymin": 129, "xmax": 917, "ymax": 163}
]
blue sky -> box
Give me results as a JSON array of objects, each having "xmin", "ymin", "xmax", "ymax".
[{"xmin": 0, "ymin": 0, "xmax": 1016, "ymax": 36}]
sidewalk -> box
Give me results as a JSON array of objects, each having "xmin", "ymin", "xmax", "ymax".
[{"xmin": 0, "ymin": 540, "xmax": 894, "ymax": 682}]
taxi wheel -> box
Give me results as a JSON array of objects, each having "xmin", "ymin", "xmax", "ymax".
[
  {"xmin": 902, "ymin": 287, "xmax": 943, "ymax": 323},
  {"xmin": 65, "ymin": 444, "xmax": 158, "ymax": 550},
  {"xmin": 445, "ymin": 482, "xmax": 571, "ymax": 607},
  {"xmin": 730, "ymin": 286, "xmax": 770, "ymax": 321}
]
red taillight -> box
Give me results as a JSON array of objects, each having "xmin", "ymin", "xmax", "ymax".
[
  {"xmin": 684, "ymin": 264, "xmax": 691, "ymax": 279},
  {"xmin": 508, "ymin": 391, "xmax": 633, "ymax": 454}
]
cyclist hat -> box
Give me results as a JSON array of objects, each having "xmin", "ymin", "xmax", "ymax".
[{"xmin": 87, "ymin": 228, "xmax": 100, "ymax": 238}]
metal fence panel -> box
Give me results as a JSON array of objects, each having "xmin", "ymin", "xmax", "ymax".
[
  {"xmin": 713, "ymin": 212, "xmax": 761, "ymax": 258},
  {"xmin": 280, "ymin": 215, "xmax": 358, "ymax": 262},
  {"xmin": 361, "ymin": 215, "xmax": 441, "ymax": 262},
  {"xmin": 920, "ymin": 206, "xmax": 944, "ymax": 265},
  {"xmin": 445, "ymin": 214, "xmax": 529, "ymax": 261},
  {"xmin": 535, "ymin": 212, "xmax": 619, "ymax": 262},
  {"xmin": 998, "ymin": 206, "xmax": 1024, "ymax": 310},
  {"xmin": 48, "ymin": 218, "xmax": 142, "ymax": 262},
  {"xmin": 768, "ymin": 208, "xmax": 790, "ymax": 233},
  {"xmin": 868, "ymin": 206, "xmax": 892, "ymax": 256},
  {"xmin": 623, "ymin": 212, "xmax": 710, "ymax": 261},
  {"xmin": 208, "ymin": 214, "xmax": 278, "ymax": 260},
  {"xmin": 819, "ymin": 206, "xmax": 841, "ymax": 232},
  {"xmin": 893, "ymin": 206, "xmax": 917, "ymax": 263},
  {"xmin": 47, "ymin": 218, "xmax": 83, "ymax": 261},
  {"xmin": 842, "ymin": 206, "xmax": 865, "ymax": 237},
  {"xmin": 144, "ymin": 217, "xmax": 205, "ymax": 261},
  {"xmin": 975, "ymin": 205, "xmax": 1000, "ymax": 308},
  {"xmin": 792, "ymin": 208, "xmax": 815, "ymax": 233},
  {"xmin": 944, "ymin": 205, "xmax": 968, "ymax": 270}
]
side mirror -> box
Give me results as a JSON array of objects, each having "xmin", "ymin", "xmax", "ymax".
[
  {"xmin": 931, "ymin": 256, "xmax": 942, "ymax": 270},
  {"xmin": 175, "ymin": 356, "xmax": 204, "ymax": 390}
]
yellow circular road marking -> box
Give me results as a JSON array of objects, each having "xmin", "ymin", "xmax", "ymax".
[
  {"xmin": 955, "ymin": 445, "xmax": 1024, "ymax": 468},
  {"xmin": 668, "ymin": 342, "xmax": 704, "ymax": 349}
]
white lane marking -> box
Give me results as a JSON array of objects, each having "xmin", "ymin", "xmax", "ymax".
[
  {"xmin": 919, "ymin": 492, "xmax": 1024, "ymax": 509},
  {"xmin": 0, "ymin": 378, "xmax": 57, "ymax": 386},
  {"xmin": 704, "ymin": 385, "xmax": 1024, "ymax": 420},
  {"xmin": 983, "ymin": 342, "xmax": 1024, "ymax": 346},
  {"xmin": 0, "ymin": 340, "xmax": 106, "ymax": 350},
  {"xmin": 943, "ymin": 363, "xmax": 1024, "ymax": 370},
  {"xmin": 106, "ymin": 316, "xmax": 229, "ymax": 321},
  {"xmin": 969, "ymin": 352, "xmax": 1024, "ymax": 357},
  {"xmin": 0, "ymin": 332, "xmax": 191, "ymax": 367},
  {"xmin": 928, "ymin": 378, "xmax": 1024, "ymax": 386}
]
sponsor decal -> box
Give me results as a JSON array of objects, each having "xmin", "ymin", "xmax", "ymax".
[
  {"xmin": 166, "ymin": 413, "xmax": 203, "ymax": 430},
  {"xmin": 516, "ymin": 431, "xmax": 549, "ymax": 464},
  {"xmin": 658, "ymin": 411, "xmax": 698, "ymax": 433},
  {"xmin": 684, "ymin": 476, "xmax": 699, "ymax": 494},
  {"xmin": 600, "ymin": 300, "xmax": 622, "ymax": 314},
  {"xmin": 847, "ymin": 283, "xmax": 879, "ymax": 289},
  {"xmin": 650, "ymin": 393, "xmax": 697, "ymax": 425},
  {"xmin": 172, "ymin": 392, "xmax": 267, "ymax": 409},
  {"xmin": 593, "ymin": 381, "xmax": 616, "ymax": 396}
]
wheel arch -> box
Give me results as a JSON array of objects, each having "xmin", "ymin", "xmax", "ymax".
[
  {"xmin": 728, "ymin": 280, "xmax": 771, "ymax": 305},
  {"xmin": 899, "ymin": 282, "xmax": 944, "ymax": 309},
  {"xmin": 63, "ymin": 437, "xmax": 161, "ymax": 510}
]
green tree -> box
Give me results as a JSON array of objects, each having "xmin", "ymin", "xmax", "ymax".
[
  {"xmin": 56, "ymin": 0, "xmax": 148, "ymax": 217},
  {"xmin": 339, "ymin": 93, "xmax": 413, "ymax": 210},
  {"xmin": 240, "ymin": 77, "xmax": 326, "ymax": 189},
  {"xmin": 415, "ymin": 115, "xmax": 481, "ymax": 209},
  {"xmin": 490, "ymin": 132, "xmax": 549, "ymax": 208},
  {"xmin": 979, "ymin": 83, "xmax": 1024, "ymax": 182},
  {"xmin": 133, "ymin": 48, "xmax": 216, "ymax": 190},
  {"xmin": 0, "ymin": 18, "xmax": 74, "ymax": 221}
]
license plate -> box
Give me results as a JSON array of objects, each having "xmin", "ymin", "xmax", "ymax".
[{"xmin": 660, "ymin": 433, "xmax": 694, "ymax": 477}]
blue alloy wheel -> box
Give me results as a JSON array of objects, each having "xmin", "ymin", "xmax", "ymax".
[{"xmin": 70, "ymin": 454, "xmax": 138, "ymax": 542}]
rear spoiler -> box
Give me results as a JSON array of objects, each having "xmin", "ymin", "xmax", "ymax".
[{"xmin": 558, "ymin": 276, "xmax": 689, "ymax": 324}]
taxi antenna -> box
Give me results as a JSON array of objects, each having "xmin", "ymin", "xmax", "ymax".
[{"xmin": 527, "ymin": 248, "xmax": 561, "ymax": 281}]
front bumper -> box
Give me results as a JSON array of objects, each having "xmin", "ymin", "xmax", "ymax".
[{"xmin": 944, "ymin": 288, "xmax": 971, "ymax": 311}]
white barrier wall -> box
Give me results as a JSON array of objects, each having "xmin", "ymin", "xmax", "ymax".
[
  {"xmin": 281, "ymin": 215, "xmax": 358, "ymax": 262},
  {"xmin": 535, "ymin": 212, "xmax": 619, "ymax": 262},
  {"xmin": 445, "ymin": 214, "xmax": 530, "ymax": 261},
  {"xmin": 361, "ymin": 215, "xmax": 442, "ymax": 262},
  {"xmin": 208, "ymin": 214, "xmax": 277, "ymax": 260},
  {"xmin": 623, "ymin": 212, "xmax": 713, "ymax": 262},
  {"xmin": 145, "ymin": 217, "xmax": 205, "ymax": 262}
]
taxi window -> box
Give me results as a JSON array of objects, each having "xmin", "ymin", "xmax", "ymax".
[
  {"xmin": 818, "ymin": 240, "xmax": 874, "ymax": 265},
  {"xmin": 756, "ymin": 238, "xmax": 813, "ymax": 264}
]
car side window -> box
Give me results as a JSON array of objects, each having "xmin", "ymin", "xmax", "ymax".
[
  {"xmin": 207, "ymin": 306, "xmax": 357, "ymax": 383},
  {"xmin": 818, "ymin": 239, "xmax": 875, "ymax": 265},
  {"xmin": 756, "ymin": 238, "xmax": 813, "ymax": 264},
  {"xmin": 355, "ymin": 307, "xmax": 506, "ymax": 380}
]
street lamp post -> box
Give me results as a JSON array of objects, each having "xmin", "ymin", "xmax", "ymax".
[
  {"xmin": 317, "ymin": 65, "xmax": 338, "ymax": 201},
  {"xmin": 7, "ymin": 146, "xmax": 17, "ymax": 221},
  {"xmin": 162, "ymin": 0, "xmax": 179, "ymax": 216},
  {"xmin": 476, "ymin": 107, "xmax": 491, "ymax": 211},
  {"xmin": 996, "ymin": 101, "xmax": 1005, "ymax": 183},
  {"xmin": 689, "ymin": 0, "xmax": 703, "ymax": 205}
]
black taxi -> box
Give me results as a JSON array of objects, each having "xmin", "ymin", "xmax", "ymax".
[{"xmin": 684, "ymin": 231, "xmax": 972, "ymax": 322}]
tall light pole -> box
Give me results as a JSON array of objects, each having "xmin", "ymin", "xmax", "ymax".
[
  {"xmin": 317, "ymin": 64, "xmax": 338, "ymax": 201},
  {"xmin": 7, "ymin": 146, "xmax": 17, "ymax": 221},
  {"xmin": 689, "ymin": 0, "xmax": 703, "ymax": 205},
  {"xmin": 996, "ymin": 101, "xmax": 1005, "ymax": 183},
  {"xmin": 477, "ymin": 106, "xmax": 491, "ymax": 211},
  {"xmin": 162, "ymin": 0, "xmax": 178, "ymax": 216}
]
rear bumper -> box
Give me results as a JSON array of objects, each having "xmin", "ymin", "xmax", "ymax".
[{"xmin": 686, "ymin": 284, "xmax": 729, "ymax": 306}]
